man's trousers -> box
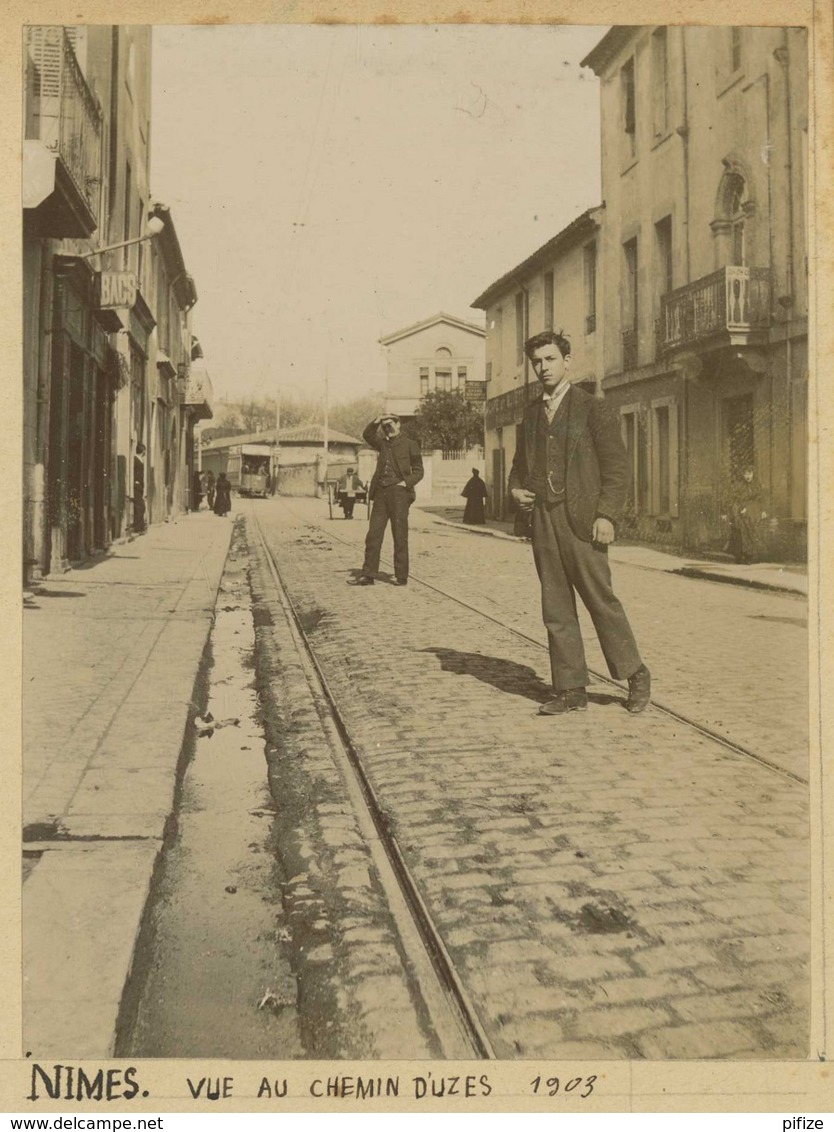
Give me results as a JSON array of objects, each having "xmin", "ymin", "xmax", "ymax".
[
  {"xmin": 531, "ymin": 500, "xmax": 642, "ymax": 691},
  {"xmin": 362, "ymin": 484, "xmax": 412, "ymax": 580}
]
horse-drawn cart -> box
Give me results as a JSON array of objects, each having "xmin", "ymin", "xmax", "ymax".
[{"xmin": 326, "ymin": 479, "xmax": 369, "ymax": 520}]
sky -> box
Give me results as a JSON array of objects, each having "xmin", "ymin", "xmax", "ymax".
[{"xmin": 150, "ymin": 24, "xmax": 604, "ymax": 407}]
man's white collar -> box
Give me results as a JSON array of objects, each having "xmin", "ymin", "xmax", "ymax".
[{"xmin": 541, "ymin": 379, "xmax": 570, "ymax": 403}]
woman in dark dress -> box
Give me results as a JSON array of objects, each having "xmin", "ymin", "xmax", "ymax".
[
  {"xmin": 461, "ymin": 467, "xmax": 488, "ymax": 524},
  {"xmin": 213, "ymin": 472, "xmax": 232, "ymax": 517}
]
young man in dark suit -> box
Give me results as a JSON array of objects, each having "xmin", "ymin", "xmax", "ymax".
[
  {"xmin": 509, "ymin": 330, "xmax": 650, "ymax": 716},
  {"xmin": 350, "ymin": 414, "xmax": 424, "ymax": 586}
]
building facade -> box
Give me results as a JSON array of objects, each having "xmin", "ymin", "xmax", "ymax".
[
  {"xmin": 144, "ymin": 203, "xmax": 204, "ymax": 525},
  {"xmin": 472, "ymin": 208, "xmax": 604, "ymax": 519},
  {"xmin": 201, "ymin": 425, "xmax": 366, "ymax": 498},
  {"xmin": 379, "ymin": 312, "xmax": 486, "ymax": 426},
  {"xmin": 23, "ymin": 26, "xmax": 210, "ymax": 581},
  {"xmin": 582, "ymin": 26, "xmax": 808, "ymax": 558}
]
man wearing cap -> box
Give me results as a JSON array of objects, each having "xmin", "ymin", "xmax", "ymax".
[
  {"xmin": 337, "ymin": 466, "xmax": 364, "ymax": 519},
  {"xmin": 509, "ymin": 329, "xmax": 650, "ymax": 716},
  {"xmin": 350, "ymin": 414, "xmax": 423, "ymax": 586}
]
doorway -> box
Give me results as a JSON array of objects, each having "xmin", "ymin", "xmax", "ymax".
[
  {"xmin": 721, "ymin": 393, "xmax": 755, "ymax": 479},
  {"xmin": 66, "ymin": 343, "xmax": 87, "ymax": 561},
  {"xmin": 492, "ymin": 428, "xmax": 505, "ymax": 518}
]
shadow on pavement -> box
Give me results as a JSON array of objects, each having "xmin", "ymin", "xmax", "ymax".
[
  {"xmin": 420, "ymin": 647, "xmax": 627, "ymax": 710},
  {"xmin": 586, "ymin": 689, "xmax": 626, "ymax": 708},
  {"xmin": 28, "ymin": 589, "xmax": 87, "ymax": 599},
  {"xmin": 419, "ymin": 646, "xmax": 551, "ymax": 702}
]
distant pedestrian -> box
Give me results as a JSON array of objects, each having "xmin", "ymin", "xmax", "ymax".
[
  {"xmin": 349, "ymin": 414, "xmax": 423, "ymax": 586},
  {"xmin": 213, "ymin": 472, "xmax": 232, "ymax": 517},
  {"xmin": 724, "ymin": 467, "xmax": 767, "ymax": 564},
  {"xmin": 509, "ymin": 329, "xmax": 649, "ymax": 716},
  {"xmin": 133, "ymin": 442, "xmax": 146, "ymax": 533},
  {"xmin": 192, "ymin": 470, "xmax": 204, "ymax": 511},
  {"xmin": 205, "ymin": 469, "xmax": 216, "ymax": 510},
  {"xmin": 337, "ymin": 467, "xmax": 364, "ymax": 519},
  {"xmin": 461, "ymin": 468, "xmax": 488, "ymax": 525}
]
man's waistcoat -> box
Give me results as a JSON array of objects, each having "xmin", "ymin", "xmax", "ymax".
[
  {"xmin": 507, "ymin": 385, "xmax": 629, "ymax": 542},
  {"xmin": 528, "ymin": 399, "xmax": 569, "ymax": 503}
]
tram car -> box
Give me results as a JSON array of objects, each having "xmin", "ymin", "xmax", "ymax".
[{"xmin": 238, "ymin": 444, "xmax": 272, "ymax": 497}]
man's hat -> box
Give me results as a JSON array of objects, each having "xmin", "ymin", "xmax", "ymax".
[{"xmin": 381, "ymin": 412, "xmax": 400, "ymax": 422}]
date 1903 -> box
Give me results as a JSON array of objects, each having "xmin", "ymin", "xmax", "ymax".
[{"xmin": 530, "ymin": 1074, "xmax": 597, "ymax": 1098}]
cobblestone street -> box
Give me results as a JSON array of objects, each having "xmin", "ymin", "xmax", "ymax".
[
  {"xmin": 252, "ymin": 495, "xmax": 809, "ymax": 1060},
  {"xmin": 17, "ymin": 16, "xmax": 827, "ymax": 1115}
]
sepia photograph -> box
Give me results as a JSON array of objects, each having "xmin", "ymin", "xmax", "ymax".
[{"xmin": 11, "ymin": 1, "xmax": 832, "ymax": 1115}]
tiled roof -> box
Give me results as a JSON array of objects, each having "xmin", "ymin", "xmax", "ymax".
[
  {"xmin": 202, "ymin": 424, "xmax": 363, "ymax": 450},
  {"xmin": 580, "ymin": 27, "xmax": 639, "ymax": 75},
  {"xmin": 470, "ymin": 206, "xmax": 604, "ymax": 310}
]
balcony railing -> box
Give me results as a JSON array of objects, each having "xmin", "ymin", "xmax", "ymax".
[
  {"xmin": 622, "ymin": 327, "xmax": 638, "ymax": 371},
  {"xmin": 25, "ymin": 27, "xmax": 102, "ymax": 231},
  {"xmin": 658, "ymin": 266, "xmax": 771, "ymax": 354}
]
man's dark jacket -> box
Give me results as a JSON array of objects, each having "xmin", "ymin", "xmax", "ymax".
[
  {"xmin": 363, "ymin": 421, "xmax": 424, "ymax": 502},
  {"xmin": 508, "ymin": 386, "xmax": 629, "ymax": 541}
]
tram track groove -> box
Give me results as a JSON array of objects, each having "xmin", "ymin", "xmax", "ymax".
[
  {"xmin": 250, "ymin": 503, "xmax": 497, "ymax": 1060},
  {"xmin": 246, "ymin": 496, "xmax": 809, "ymax": 1060},
  {"xmin": 262, "ymin": 496, "xmax": 807, "ymax": 789}
]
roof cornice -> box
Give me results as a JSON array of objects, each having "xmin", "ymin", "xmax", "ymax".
[
  {"xmin": 379, "ymin": 311, "xmax": 486, "ymax": 346},
  {"xmin": 580, "ymin": 26, "xmax": 641, "ymax": 75},
  {"xmin": 470, "ymin": 206, "xmax": 604, "ymax": 310},
  {"xmin": 150, "ymin": 201, "xmax": 198, "ymax": 309}
]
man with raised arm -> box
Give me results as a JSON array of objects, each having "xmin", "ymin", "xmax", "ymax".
[{"xmin": 349, "ymin": 413, "xmax": 423, "ymax": 587}]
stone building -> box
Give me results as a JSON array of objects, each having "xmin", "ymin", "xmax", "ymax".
[
  {"xmin": 379, "ymin": 312, "xmax": 486, "ymax": 427},
  {"xmin": 144, "ymin": 203, "xmax": 207, "ymax": 525},
  {"xmin": 22, "ymin": 26, "xmax": 210, "ymax": 580},
  {"xmin": 582, "ymin": 25, "xmax": 808, "ymax": 558},
  {"xmin": 201, "ymin": 425, "xmax": 366, "ymax": 498}
]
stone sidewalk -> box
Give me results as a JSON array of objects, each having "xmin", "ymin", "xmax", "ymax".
[
  {"xmin": 418, "ymin": 507, "xmax": 808, "ymax": 596},
  {"xmin": 22, "ymin": 511, "xmax": 233, "ymax": 1057}
]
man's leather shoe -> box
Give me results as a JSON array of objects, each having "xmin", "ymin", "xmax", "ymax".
[
  {"xmin": 539, "ymin": 688, "xmax": 588, "ymax": 715},
  {"xmin": 626, "ymin": 664, "xmax": 651, "ymax": 713},
  {"xmin": 394, "ymin": 578, "xmax": 408, "ymax": 586},
  {"xmin": 348, "ymin": 575, "xmax": 374, "ymax": 586}
]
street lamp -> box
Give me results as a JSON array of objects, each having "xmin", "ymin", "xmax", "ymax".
[{"xmin": 81, "ymin": 216, "xmax": 165, "ymax": 259}]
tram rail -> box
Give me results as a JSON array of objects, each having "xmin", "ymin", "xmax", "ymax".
[
  {"xmin": 251, "ymin": 504, "xmax": 497, "ymax": 1060},
  {"xmin": 245, "ymin": 494, "xmax": 809, "ymax": 1062},
  {"xmin": 253, "ymin": 496, "xmax": 808, "ymax": 789}
]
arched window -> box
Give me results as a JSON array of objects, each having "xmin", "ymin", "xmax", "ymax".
[
  {"xmin": 434, "ymin": 347, "xmax": 452, "ymax": 391},
  {"xmin": 711, "ymin": 164, "xmax": 754, "ymax": 268},
  {"xmin": 725, "ymin": 173, "xmax": 746, "ymax": 266}
]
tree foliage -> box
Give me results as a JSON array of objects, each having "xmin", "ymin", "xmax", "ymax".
[
  {"xmin": 240, "ymin": 399, "xmax": 278, "ymax": 434},
  {"xmin": 199, "ymin": 391, "xmax": 386, "ymax": 445},
  {"xmin": 413, "ymin": 389, "xmax": 484, "ymax": 452},
  {"xmin": 329, "ymin": 392, "xmax": 386, "ymax": 440}
]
